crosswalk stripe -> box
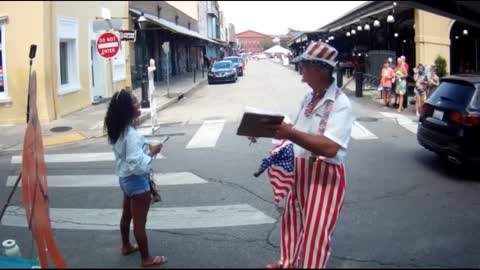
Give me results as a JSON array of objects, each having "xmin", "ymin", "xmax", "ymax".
[
  {"xmin": 2, "ymin": 204, "xmax": 276, "ymax": 230},
  {"xmin": 380, "ymin": 112, "xmax": 418, "ymax": 134},
  {"xmin": 350, "ymin": 121, "xmax": 378, "ymax": 140},
  {"xmin": 11, "ymin": 152, "xmax": 164, "ymax": 164},
  {"xmin": 5, "ymin": 172, "xmax": 207, "ymax": 187},
  {"xmin": 186, "ymin": 119, "xmax": 225, "ymax": 149}
]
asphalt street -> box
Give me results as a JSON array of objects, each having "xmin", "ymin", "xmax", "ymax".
[{"xmin": 0, "ymin": 60, "xmax": 478, "ymax": 268}]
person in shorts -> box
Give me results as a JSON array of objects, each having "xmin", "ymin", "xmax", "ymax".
[{"xmin": 380, "ymin": 60, "xmax": 395, "ymax": 106}]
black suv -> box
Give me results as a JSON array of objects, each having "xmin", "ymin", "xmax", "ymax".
[{"xmin": 417, "ymin": 75, "xmax": 480, "ymax": 165}]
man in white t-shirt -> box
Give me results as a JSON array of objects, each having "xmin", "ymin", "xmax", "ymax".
[{"xmin": 258, "ymin": 41, "xmax": 354, "ymax": 268}]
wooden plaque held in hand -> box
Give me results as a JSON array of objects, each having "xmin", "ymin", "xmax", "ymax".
[{"xmin": 237, "ymin": 107, "xmax": 285, "ymax": 138}]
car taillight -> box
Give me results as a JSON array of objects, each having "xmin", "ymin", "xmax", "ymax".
[
  {"xmin": 421, "ymin": 104, "xmax": 430, "ymax": 112},
  {"xmin": 463, "ymin": 114, "xmax": 480, "ymax": 126},
  {"xmin": 449, "ymin": 112, "xmax": 480, "ymax": 126},
  {"xmin": 450, "ymin": 112, "xmax": 463, "ymax": 124}
]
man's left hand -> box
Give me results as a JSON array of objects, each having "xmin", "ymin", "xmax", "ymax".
[{"xmin": 269, "ymin": 122, "xmax": 294, "ymax": 140}]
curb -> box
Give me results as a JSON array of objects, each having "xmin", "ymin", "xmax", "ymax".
[{"xmin": 0, "ymin": 79, "xmax": 207, "ymax": 155}]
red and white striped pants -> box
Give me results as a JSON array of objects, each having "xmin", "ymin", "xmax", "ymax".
[{"xmin": 280, "ymin": 157, "xmax": 346, "ymax": 268}]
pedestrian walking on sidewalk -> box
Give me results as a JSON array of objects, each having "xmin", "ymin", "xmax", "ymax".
[
  {"xmin": 250, "ymin": 41, "xmax": 354, "ymax": 269},
  {"xmin": 414, "ymin": 64, "xmax": 428, "ymax": 117},
  {"xmin": 427, "ymin": 65, "xmax": 440, "ymax": 97},
  {"xmin": 394, "ymin": 57, "xmax": 408, "ymax": 112},
  {"xmin": 380, "ymin": 60, "xmax": 395, "ymax": 107},
  {"xmin": 148, "ymin": 59, "xmax": 157, "ymax": 128},
  {"xmin": 393, "ymin": 55, "xmax": 409, "ymax": 108},
  {"xmin": 104, "ymin": 89, "xmax": 167, "ymax": 268}
]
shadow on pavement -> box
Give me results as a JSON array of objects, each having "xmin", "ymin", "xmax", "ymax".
[{"xmin": 414, "ymin": 149, "xmax": 478, "ymax": 182}]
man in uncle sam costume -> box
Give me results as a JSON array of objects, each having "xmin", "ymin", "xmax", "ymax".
[{"xmin": 255, "ymin": 41, "xmax": 354, "ymax": 268}]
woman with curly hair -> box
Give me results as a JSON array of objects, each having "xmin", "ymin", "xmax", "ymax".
[{"xmin": 104, "ymin": 89, "xmax": 167, "ymax": 267}]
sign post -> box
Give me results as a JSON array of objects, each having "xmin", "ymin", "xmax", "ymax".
[
  {"xmin": 162, "ymin": 42, "xmax": 170, "ymax": 98},
  {"xmin": 96, "ymin": 32, "xmax": 120, "ymax": 100}
]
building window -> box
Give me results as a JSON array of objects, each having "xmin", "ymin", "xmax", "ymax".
[
  {"xmin": 0, "ymin": 18, "xmax": 10, "ymax": 102},
  {"xmin": 0, "ymin": 16, "xmax": 12, "ymax": 104},
  {"xmin": 56, "ymin": 16, "xmax": 80, "ymax": 95},
  {"xmin": 59, "ymin": 41, "xmax": 70, "ymax": 85}
]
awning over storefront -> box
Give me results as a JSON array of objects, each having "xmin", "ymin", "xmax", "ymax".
[
  {"xmin": 319, "ymin": 1, "xmax": 395, "ymax": 32},
  {"xmin": 401, "ymin": 1, "xmax": 480, "ymax": 28},
  {"xmin": 129, "ymin": 8, "xmax": 221, "ymax": 45},
  {"xmin": 287, "ymin": 29, "xmax": 327, "ymax": 47}
]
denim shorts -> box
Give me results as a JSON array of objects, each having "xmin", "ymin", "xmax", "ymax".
[
  {"xmin": 382, "ymin": 87, "xmax": 392, "ymax": 92},
  {"xmin": 415, "ymin": 88, "xmax": 426, "ymax": 95},
  {"xmin": 119, "ymin": 174, "xmax": 150, "ymax": 197}
]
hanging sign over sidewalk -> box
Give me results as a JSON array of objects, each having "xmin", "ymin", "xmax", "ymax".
[
  {"xmin": 96, "ymin": 32, "xmax": 120, "ymax": 59},
  {"xmin": 118, "ymin": 30, "xmax": 136, "ymax": 42}
]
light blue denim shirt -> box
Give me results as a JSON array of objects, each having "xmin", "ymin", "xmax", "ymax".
[{"xmin": 113, "ymin": 126, "xmax": 152, "ymax": 177}]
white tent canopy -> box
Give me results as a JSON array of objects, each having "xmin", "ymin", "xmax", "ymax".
[{"xmin": 264, "ymin": 45, "xmax": 292, "ymax": 55}]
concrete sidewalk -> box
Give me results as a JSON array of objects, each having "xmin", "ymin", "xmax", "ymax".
[
  {"xmin": 273, "ymin": 59, "xmax": 419, "ymax": 120},
  {"xmin": 0, "ymin": 71, "xmax": 206, "ymax": 154},
  {"xmin": 342, "ymin": 75, "xmax": 419, "ymax": 120}
]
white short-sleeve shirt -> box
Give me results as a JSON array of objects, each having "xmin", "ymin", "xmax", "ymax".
[{"xmin": 293, "ymin": 81, "xmax": 354, "ymax": 165}]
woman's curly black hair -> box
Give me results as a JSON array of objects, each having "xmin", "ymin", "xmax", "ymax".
[{"xmin": 104, "ymin": 89, "xmax": 136, "ymax": 144}]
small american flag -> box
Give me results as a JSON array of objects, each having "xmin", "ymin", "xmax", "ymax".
[{"xmin": 254, "ymin": 139, "xmax": 295, "ymax": 204}]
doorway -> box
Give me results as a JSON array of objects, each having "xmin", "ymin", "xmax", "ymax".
[{"xmin": 90, "ymin": 40, "xmax": 106, "ymax": 103}]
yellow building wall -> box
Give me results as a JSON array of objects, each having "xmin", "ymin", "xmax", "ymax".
[
  {"xmin": 0, "ymin": 1, "xmax": 53, "ymax": 124},
  {"xmin": 414, "ymin": 9, "xmax": 454, "ymax": 74},
  {"xmin": 0, "ymin": 1, "xmax": 132, "ymax": 125},
  {"xmin": 52, "ymin": 1, "xmax": 132, "ymax": 119}
]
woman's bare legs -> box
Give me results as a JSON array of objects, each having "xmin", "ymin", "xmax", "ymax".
[{"xmin": 120, "ymin": 193, "xmax": 137, "ymax": 254}]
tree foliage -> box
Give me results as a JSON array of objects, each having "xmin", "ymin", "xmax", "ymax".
[
  {"xmin": 260, "ymin": 39, "xmax": 275, "ymax": 51},
  {"xmin": 434, "ymin": 55, "xmax": 447, "ymax": 78}
]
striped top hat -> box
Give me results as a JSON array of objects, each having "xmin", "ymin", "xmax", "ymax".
[{"xmin": 292, "ymin": 41, "xmax": 338, "ymax": 67}]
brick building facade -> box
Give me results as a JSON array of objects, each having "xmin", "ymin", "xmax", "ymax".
[{"xmin": 236, "ymin": 30, "xmax": 271, "ymax": 53}]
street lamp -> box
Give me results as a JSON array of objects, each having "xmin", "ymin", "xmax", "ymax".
[
  {"xmin": 137, "ymin": 13, "xmax": 150, "ymax": 108},
  {"xmin": 346, "ymin": 32, "xmax": 351, "ymax": 37},
  {"xmin": 357, "ymin": 25, "xmax": 362, "ymax": 31},
  {"xmin": 364, "ymin": 23, "xmax": 370, "ymax": 31},
  {"xmin": 373, "ymin": 19, "xmax": 381, "ymax": 28},
  {"xmin": 387, "ymin": 13, "xmax": 395, "ymax": 24},
  {"xmin": 351, "ymin": 29, "xmax": 356, "ymax": 35}
]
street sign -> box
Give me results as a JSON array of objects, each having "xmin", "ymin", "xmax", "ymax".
[
  {"xmin": 96, "ymin": 32, "xmax": 120, "ymax": 59},
  {"xmin": 118, "ymin": 30, "xmax": 136, "ymax": 42}
]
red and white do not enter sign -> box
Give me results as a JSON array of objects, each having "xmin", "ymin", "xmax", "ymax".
[{"xmin": 96, "ymin": 32, "xmax": 120, "ymax": 58}]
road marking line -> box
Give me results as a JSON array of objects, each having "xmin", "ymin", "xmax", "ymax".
[
  {"xmin": 6, "ymin": 172, "xmax": 206, "ymax": 187},
  {"xmin": 350, "ymin": 121, "xmax": 378, "ymax": 140},
  {"xmin": 380, "ymin": 112, "xmax": 418, "ymax": 134},
  {"xmin": 2, "ymin": 204, "xmax": 276, "ymax": 230},
  {"xmin": 186, "ymin": 119, "xmax": 225, "ymax": 149},
  {"xmin": 11, "ymin": 152, "xmax": 164, "ymax": 164}
]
